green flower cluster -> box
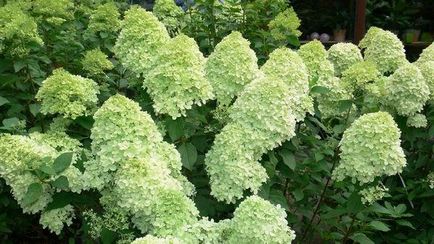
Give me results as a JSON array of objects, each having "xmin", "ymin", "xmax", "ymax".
[
  {"xmin": 145, "ymin": 34, "xmax": 214, "ymax": 118},
  {"xmin": 32, "ymin": 0, "xmax": 74, "ymax": 25},
  {"xmin": 86, "ymin": 2, "xmax": 121, "ymax": 34},
  {"xmin": 414, "ymin": 43, "xmax": 434, "ymax": 100},
  {"xmin": 341, "ymin": 61, "xmax": 381, "ymax": 92},
  {"xmin": 225, "ymin": 196, "xmax": 296, "ymax": 243},
  {"xmin": 260, "ymin": 47, "xmax": 313, "ymax": 121},
  {"xmin": 82, "ymin": 49, "xmax": 114, "ymax": 76},
  {"xmin": 415, "ymin": 42, "xmax": 434, "ymax": 65},
  {"xmin": 36, "ymin": 68, "xmax": 99, "ymax": 119},
  {"xmin": 359, "ymin": 27, "xmax": 407, "ymax": 74},
  {"xmin": 383, "ymin": 63, "xmax": 430, "ymax": 116},
  {"xmin": 153, "ymin": 0, "xmax": 185, "ymax": 35},
  {"xmin": 359, "ymin": 185, "xmax": 389, "ymax": 205},
  {"xmin": 317, "ymin": 77, "xmax": 355, "ymax": 119},
  {"xmin": 39, "ymin": 205, "xmax": 75, "ymax": 235},
  {"xmin": 268, "ymin": 7, "xmax": 302, "ymax": 43},
  {"xmin": 0, "ymin": 3, "xmax": 43, "ymax": 57},
  {"xmin": 333, "ymin": 112, "xmax": 406, "ymax": 184},
  {"xmin": 327, "ymin": 43, "xmax": 363, "ymax": 76},
  {"xmin": 406, "ymin": 113, "xmax": 427, "ymax": 128},
  {"xmin": 205, "ymin": 31, "xmax": 259, "ymax": 106},
  {"xmin": 114, "ymin": 7, "xmax": 170, "ymax": 76},
  {"xmin": 134, "ymin": 196, "xmax": 296, "ymax": 243},
  {"xmin": 205, "ymin": 75, "xmax": 297, "ymax": 203},
  {"xmin": 298, "ymin": 40, "xmax": 334, "ymax": 84},
  {"xmin": 86, "ymin": 94, "xmax": 197, "ymax": 235}
]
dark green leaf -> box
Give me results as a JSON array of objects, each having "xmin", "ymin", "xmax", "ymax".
[
  {"xmin": 396, "ymin": 219, "xmax": 415, "ymax": 229},
  {"xmin": 29, "ymin": 104, "xmax": 41, "ymax": 116},
  {"xmin": 22, "ymin": 183, "xmax": 43, "ymax": 206},
  {"xmin": 0, "ymin": 96, "xmax": 9, "ymax": 107},
  {"xmin": 178, "ymin": 143, "xmax": 197, "ymax": 170},
  {"xmin": 279, "ymin": 149, "xmax": 296, "ymax": 170},
  {"xmin": 2, "ymin": 117, "xmax": 20, "ymax": 129},
  {"xmin": 51, "ymin": 176, "xmax": 69, "ymax": 190},
  {"xmin": 101, "ymin": 228, "xmax": 117, "ymax": 244},
  {"xmin": 338, "ymin": 99, "xmax": 353, "ymax": 113},
  {"xmin": 167, "ymin": 119, "xmax": 184, "ymax": 141},
  {"xmin": 287, "ymin": 35, "xmax": 300, "ymax": 47},
  {"xmin": 350, "ymin": 233, "xmax": 375, "ymax": 244},
  {"xmin": 53, "ymin": 152, "xmax": 73, "ymax": 174},
  {"xmin": 269, "ymin": 188, "xmax": 289, "ymax": 210},
  {"xmin": 292, "ymin": 188, "xmax": 304, "ymax": 201},
  {"xmin": 369, "ymin": 220, "xmax": 390, "ymax": 232},
  {"xmin": 310, "ymin": 86, "xmax": 330, "ymax": 94}
]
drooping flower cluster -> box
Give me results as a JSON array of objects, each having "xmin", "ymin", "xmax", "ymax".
[
  {"xmin": 383, "ymin": 63, "xmax": 430, "ymax": 116},
  {"xmin": 359, "ymin": 27, "xmax": 407, "ymax": 74},
  {"xmin": 298, "ymin": 40, "xmax": 334, "ymax": 83},
  {"xmin": 333, "ymin": 112, "xmax": 406, "ymax": 184},
  {"xmin": 39, "ymin": 204, "xmax": 75, "ymax": 235},
  {"xmin": 260, "ymin": 47, "xmax": 313, "ymax": 121},
  {"xmin": 327, "ymin": 43, "xmax": 363, "ymax": 76},
  {"xmin": 86, "ymin": 94, "xmax": 198, "ymax": 235},
  {"xmin": 145, "ymin": 34, "xmax": 214, "ymax": 118},
  {"xmin": 114, "ymin": 7, "xmax": 170, "ymax": 76},
  {"xmin": 0, "ymin": 3, "xmax": 43, "ymax": 57},
  {"xmin": 204, "ymin": 31, "xmax": 259, "ymax": 106},
  {"xmin": 36, "ymin": 68, "xmax": 100, "ymax": 119},
  {"xmin": 81, "ymin": 49, "xmax": 114, "ymax": 76},
  {"xmin": 86, "ymin": 2, "xmax": 121, "ymax": 35},
  {"xmin": 153, "ymin": 0, "xmax": 185, "ymax": 35},
  {"xmin": 268, "ymin": 7, "xmax": 302, "ymax": 43},
  {"xmin": 205, "ymin": 75, "xmax": 297, "ymax": 203},
  {"xmin": 359, "ymin": 185, "xmax": 389, "ymax": 205}
]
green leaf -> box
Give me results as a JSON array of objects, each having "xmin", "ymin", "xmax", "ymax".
[
  {"xmin": 29, "ymin": 104, "xmax": 41, "ymax": 116},
  {"xmin": 2, "ymin": 117, "xmax": 20, "ymax": 129},
  {"xmin": 396, "ymin": 219, "xmax": 415, "ymax": 229},
  {"xmin": 338, "ymin": 99, "xmax": 353, "ymax": 112},
  {"xmin": 310, "ymin": 85, "xmax": 330, "ymax": 94},
  {"xmin": 350, "ymin": 233, "xmax": 375, "ymax": 244},
  {"xmin": 347, "ymin": 191, "xmax": 364, "ymax": 213},
  {"xmin": 101, "ymin": 228, "xmax": 117, "ymax": 244},
  {"xmin": 0, "ymin": 96, "xmax": 9, "ymax": 107},
  {"xmin": 22, "ymin": 183, "xmax": 43, "ymax": 206},
  {"xmin": 51, "ymin": 176, "xmax": 69, "ymax": 190},
  {"xmin": 39, "ymin": 165, "xmax": 56, "ymax": 175},
  {"xmin": 279, "ymin": 149, "xmax": 296, "ymax": 170},
  {"xmin": 53, "ymin": 152, "xmax": 73, "ymax": 174},
  {"xmin": 369, "ymin": 220, "xmax": 390, "ymax": 232},
  {"xmin": 178, "ymin": 143, "xmax": 197, "ymax": 170},
  {"xmin": 287, "ymin": 35, "xmax": 300, "ymax": 47},
  {"xmin": 167, "ymin": 119, "xmax": 184, "ymax": 141},
  {"xmin": 292, "ymin": 188, "xmax": 304, "ymax": 201},
  {"xmin": 269, "ymin": 188, "xmax": 289, "ymax": 210}
]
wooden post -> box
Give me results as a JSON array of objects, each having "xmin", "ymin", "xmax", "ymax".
[{"xmin": 354, "ymin": 0, "xmax": 367, "ymax": 44}]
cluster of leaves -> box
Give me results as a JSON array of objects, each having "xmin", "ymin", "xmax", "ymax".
[{"xmin": 0, "ymin": 1, "xmax": 434, "ymax": 244}]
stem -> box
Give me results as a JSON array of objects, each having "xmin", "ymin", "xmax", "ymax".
[
  {"xmin": 300, "ymin": 153, "xmax": 338, "ymax": 241},
  {"xmin": 342, "ymin": 216, "xmax": 356, "ymax": 243},
  {"xmin": 398, "ymin": 173, "xmax": 414, "ymax": 209}
]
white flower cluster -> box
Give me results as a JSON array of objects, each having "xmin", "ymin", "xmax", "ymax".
[
  {"xmin": 260, "ymin": 47, "xmax": 313, "ymax": 121},
  {"xmin": 36, "ymin": 68, "xmax": 100, "ymax": 119},
  {"xmin": 153, "ymin": 0, "xmax": 185, "ymax": 35},
  {"xmin": 134, "ymin": 196, "xmax": 296, "ymax": 244},
  {"xmin": 359, "ymin": 185, "xmax": 389, "ymax": 205},
  {"xmin": 298, "ymin": 40, "xmax": 334, "ymax": 84},
  {"xmin": 145, "ymin": 34, "xmax": 214, "ymax": 118},
  {"xmin": 39, "ymin": 204, "xmax": 75, "ymax": 235},
  {"xmin": 327, "ymin": 42, "xmax": 363, "ymax": 76},
  {"xmin": 205, "ymin": 31, "xmax": 259, "ymax": 106},
  {"xmin": 81, "ymin": 49, "xmax": 114, "ymax": 76},
  {"xmin": 86, "ymin": 94, "xmax": 197, "ymax": 235},
  {"xmin": 359, "ymin": 27, "xmax": 407, "ymax": 74},
  {"xmin": 406, "ymin": 113, "xmax": 428, "ymax": 128},
  {"xmin": 333, "ymin": 112, "xmax": 406, "ymax": 184},
  {"xmin": 341, "ymin": 61, "xmax": 381, "ymax": 92},
  {"xmin": 114, "ymin": 7, "xmax": 170, "ymax": 76}
]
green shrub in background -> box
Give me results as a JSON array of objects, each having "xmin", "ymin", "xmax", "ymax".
[{"xmin": 0, "ymin": 0, "xmax": 434, "ymax": 243}]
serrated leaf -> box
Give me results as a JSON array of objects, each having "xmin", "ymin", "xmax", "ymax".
[
  {"xmin": 310, "ymin": 85, "xmax": 330, "ymax": 94},
  {"xmin": 178, "ymin": 143, "xmax": 197, "ymax": 170},
  {"xmin": 0, "ymin": 96, "xmax": 9, "ymax": 107},
  {"xmin": 22, "ymin": 183, "xmax": 43, "ymax": 206},
  {"xmin": 51, "ymin": 176, "xmax": 69, "ymax": 190},
  {"xmin": 279, "ymin": 149, "xmax": 296, "ymax": 170},
  {"xmin": 53, "ymin": 152, "xmax": 73, "ymax": 174},
  {"xmin": 369, "ymin": 220, "xmax": 390, "ymax": 232},
  {"xmin": 350, "ymin": 233, "xmax": 374, "ymax": 244}
]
